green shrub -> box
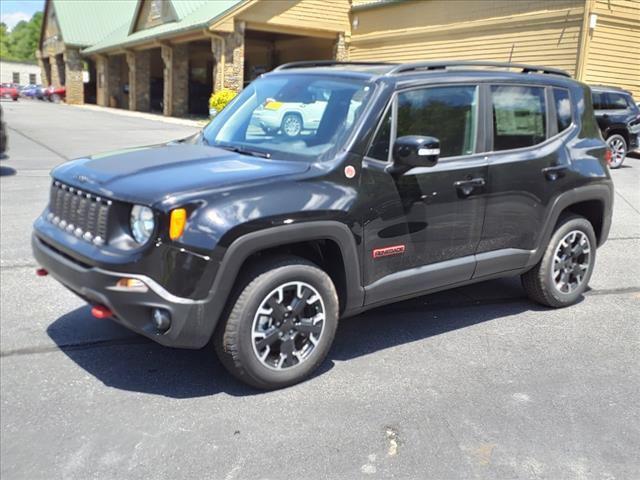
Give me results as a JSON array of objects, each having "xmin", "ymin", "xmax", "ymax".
[{"xmin": 209, "ymin": 89, "xmax": 238, "ymax": 116}]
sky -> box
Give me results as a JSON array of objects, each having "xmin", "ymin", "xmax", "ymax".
[{"xmin": 1, "ymin": 0, "xmax": 44, "ymax": 30}]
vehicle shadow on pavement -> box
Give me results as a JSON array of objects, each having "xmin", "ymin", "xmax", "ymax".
[
  {"xmin": 0, "ymin": 165, "xmax": 17, "ymax": 176},
  {"xmin": 46, "ymin": 277, "xmax": 561, "ymax": 398}
]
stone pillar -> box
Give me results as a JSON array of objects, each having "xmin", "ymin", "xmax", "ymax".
[
  {"xmin": 49, "ymin": 56, "xmax": 61, "ymax": 88},
  {"xmin": 334, "ymin": 33, "xmax": 349, "ymax": 61},
  {"xmin": 161, "ymin": 44, "xmax": 189, "ymax": 117},
  {"xmin": 37, "ymin": 50, "xmax": 51, "ymax": 86},
  {"xmin": 224, "ymin": 21, "xmax": 245, "ymax": 92},
  {"xmin": 95, "ymin": 55, "xmax": 109, "ymax": 106},
  {"xmin": 107, "ymin": 56, "xmax": 121, "ymax": 107},
  {"xmin": 126, "ymin": 50, "xmax": 151, "ymax": 112},
  {"xmin": 211, "ymin": 36, "xmax": 224, "ymax": 93},
  {"xmin": 64, "ymin": 48, "xmax": 84, "ymax": 105}
]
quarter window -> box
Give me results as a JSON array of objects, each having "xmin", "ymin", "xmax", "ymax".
[
  {"xmin": 607, "ymin": 93, "xmax": 629, "ymax": 110},
  {"xmin": 491, "ymin": 85, "xmax": 546, "ymax": 151},
  {"xmin": 553, "ymin": 88, "xmax": 572, "ymax": 133},
  {"xmin": 396, "ymin": 85, "xmax": 478, "ymax": 158},
  {"xmin": 367, "ymin": 106, "xmax": 392, "ymax": 161}
]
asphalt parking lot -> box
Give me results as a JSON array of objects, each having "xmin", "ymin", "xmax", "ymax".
[{"xmin": 1, "ymin": 100, "xmax": 639, "ymax": 479}]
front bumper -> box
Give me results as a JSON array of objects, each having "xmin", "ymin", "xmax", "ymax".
[{"xmin": 32, "ymin": 234, "xmax": 211, "ymax": 349}]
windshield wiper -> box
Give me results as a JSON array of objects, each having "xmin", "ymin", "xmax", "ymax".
[{"xmin": 217, "ymin": 144, "xmax": 271, "ymax": 159}]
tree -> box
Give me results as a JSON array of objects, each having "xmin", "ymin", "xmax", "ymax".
[{"xmin": 0, "ymin": 12, "xmax": 43, "ymax": 62}]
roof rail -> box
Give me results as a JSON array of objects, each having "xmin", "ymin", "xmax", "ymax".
[
  {"xmin": 274, "ymin": 60, "xmax": 394, "ymax": 71},
  {"xmin": 385, "ymin": 60, "xmax": 571, "ymax": 78}
]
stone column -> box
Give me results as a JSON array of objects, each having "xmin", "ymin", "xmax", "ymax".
[
  {"xmin": 126, "ymin": 50, "xmax": 151, "ymax": 112},
  {"xmin": 37, "ymin": 50, "xmax": 51, "ymax": 86},
  {"xmin": 161, "ymin": 44, "xmax": 173, "ymax": 116},
  {"xmin": 95, "ymin": 55, "xmax": 109, "ymax": 106},
  {"xmin": 49, "ymin": 56, "xmax": 61, "ymax": 88},
  {"xmin": 161, "ymin": 44, "xmax": 189, "ymax": 117},
  {"xmin": 64, "ymin": 48, "xmax": 84, "ymax": 105},
  {"xmin": 210, "ymin": 36, "xmax": 224, "ymax": 93},
  {"xmin": 334, "ymin": 33, "xmax": 349, "ymax": 61},
  {"xmin": 224, "ymin": 21, "xmax": 245, "ymax": 92}
]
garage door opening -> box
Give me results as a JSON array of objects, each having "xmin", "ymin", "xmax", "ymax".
[
  {"xmin": 244, "ymin": 30, "xmax": 335, "ymax": 87},
  {"xmin": 187, "ymin": 40, "xmax": 213, "ymax": 116}
]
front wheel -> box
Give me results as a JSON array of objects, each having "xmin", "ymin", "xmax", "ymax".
[
  {"xmin": 215, "ymin": 256, "xmax": 339, "ymax": 389},
  {"xmin": 607, "ymin": 134, "xmax": 627, "ymax": 169},
  {"xmin": 522, "ymin": 215, "xmax": 596, "ymax": 308}
]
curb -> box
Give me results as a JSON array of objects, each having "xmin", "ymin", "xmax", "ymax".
[{"xmin": 67, "ymin": 104, "xmax": 207, "ymax": 128}]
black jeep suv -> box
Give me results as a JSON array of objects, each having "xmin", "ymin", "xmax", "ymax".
[
  {"xmin": 592, "ymin": 85, "xmax": 640, "ymax": 168},
  {"xmin": 33, "ymin": 61, "xmax": 613, "ymax": 389}
]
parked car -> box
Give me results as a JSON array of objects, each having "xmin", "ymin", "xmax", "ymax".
[
  {"xmin": 592, "ymin": 85, "xmax": 640, "ymax": 167},
  {"xmin": 33, "ymin": 60, "xmax": 614, "ymax": 389},
  {"xmin": 0, "ymin": 106, "xmax": 7, "ymax": 155},
  {"xmin": 0, "ymin": 83, "xmax": 19, "ymax": 101},
  {"xmin": 43, "ymin": 85, "xmax": 66, "ymax": 103},
  {"xmin": 21, "ymin": 84, "xmax": 44, "ymax": 99}
]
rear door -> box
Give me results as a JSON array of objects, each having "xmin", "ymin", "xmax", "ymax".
[{"xmin": 476, "ymin": 83, "xmax": 571, "ymax": 277}]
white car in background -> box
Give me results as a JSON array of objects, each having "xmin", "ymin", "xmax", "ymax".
[{"xmin": 252, "ymin": 89, "xmax": 361, "ymax": 138}]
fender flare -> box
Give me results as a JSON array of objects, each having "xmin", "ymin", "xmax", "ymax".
[
  {"xmin": 528, "ymin": 182, "xmax": 613, "ymax": 267},
  {"xmin": 202, "ymin": 221, "xmax": 364, "ymax": 341}
]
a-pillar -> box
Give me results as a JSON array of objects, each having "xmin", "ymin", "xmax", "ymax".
[
  {"xmin": 64, "ymin": 48, "xmax": 84, "ymax": 104},
  {"xmin": 161, "ymin": 43, "xmax": 188, "ymax": 116},
  {"xmin": 126, "ymin": 50, "xmax": 151, "ymax": 112}
]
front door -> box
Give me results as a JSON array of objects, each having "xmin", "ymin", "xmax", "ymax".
[{"xmin": 362, "ymin": 83, "xmax": 488, "ymax": 304}]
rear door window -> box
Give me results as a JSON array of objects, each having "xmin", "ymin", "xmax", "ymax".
[
  {"xmin": 491, "ymin": 85, "xmax": 547, "ymax": 151},
  {"xmin": 607, "ymin": 93, "xmax": 629, "ymax": 110}
]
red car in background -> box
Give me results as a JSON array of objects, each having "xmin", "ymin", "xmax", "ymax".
[
  {"xmin": 43, "ymin": 85, "xmax": 66, "ymax": 103},
  {"xmin": 0, "ymin": 83, "xmax": 19, "ymax": 101}
]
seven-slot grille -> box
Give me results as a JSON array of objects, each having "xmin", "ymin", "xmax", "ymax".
[{"xmin": 46, "ymin": 181, "xmax": 112, "ymax": 245}]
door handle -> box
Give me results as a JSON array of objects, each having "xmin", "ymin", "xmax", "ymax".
[
  {"xmin": 454, "ymin": 177, "xmax": 485, "ymax": 196},
  {"xmin": 542, "ymin": 165, "xmax": 568, "ymax": 181}
]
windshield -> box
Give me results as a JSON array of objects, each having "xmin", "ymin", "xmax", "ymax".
[{"xmin": 202, "ymin": 74, "xmax": 372, "ymax": 161}]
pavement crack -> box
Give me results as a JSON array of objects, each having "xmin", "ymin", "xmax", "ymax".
[
  {"xmin": 6, "ymin": 126, "xmax": 69, "ymax": 161},
  {"xmin": 615, "ymin": 190, "xmax": 640, "ymax": 215}
]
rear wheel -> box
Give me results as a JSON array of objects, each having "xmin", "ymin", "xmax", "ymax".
[
  {"xmin": 522, "ymin": 215, "xmax": 596, "ymax": 308},
  {"xmin": 214, "ymin": 256, "xmax": 339, "ymax": 389},
  {"xmin": 607, "ymin": 134, "xmax": 627, "ymax": 169},
  {"xmin": 281, "ymin": 113, "xmax": 303, "ymax": 138}
]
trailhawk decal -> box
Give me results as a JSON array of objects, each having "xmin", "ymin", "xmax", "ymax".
[{"xmin": 372, "ymin": 245, "xmax": 406, "ymax": 259}]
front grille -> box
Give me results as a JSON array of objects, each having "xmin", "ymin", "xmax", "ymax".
[{"xmin": 46, "ymin": 181, "xmax": 112, "ymax": 245}]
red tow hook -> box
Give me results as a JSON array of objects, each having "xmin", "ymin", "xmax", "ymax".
[
  {"xmin": 91, "ymin": 305, "xmax": 113, "ymax": 319},
  {"xmin": 35, "ymin": 268, "xmax": 49, "ymax": 277}
]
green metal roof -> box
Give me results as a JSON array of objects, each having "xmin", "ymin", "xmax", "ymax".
[
  {"xmin": 50, "ymin": 0, "xmax": 138, "ymax": 47},
  {"xmin": 83, "ymin": 0, "xmax": 243, "ymax": 55}
]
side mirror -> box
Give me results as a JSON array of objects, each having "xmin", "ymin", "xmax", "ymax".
[{"xmin": 391, "ymin": 136, "xmax": 440, "ymax": 173}]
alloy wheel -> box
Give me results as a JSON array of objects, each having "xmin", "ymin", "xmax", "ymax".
[
  {"xmin": 251, "ymin": 281, "xmax": 325, "ymax": 370},
  {"xmin": 282, "ymin": 115, "xmax": 302, "ymax": 137},
  {"xmin": 608, "ymin": 137, "xmax": 626, "ymax": 167},
  {"xmin": 552, "ymin": 230, "xmax": 591, "ymax": 294}
]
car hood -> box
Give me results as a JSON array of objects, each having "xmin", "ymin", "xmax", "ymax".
[{"xmin": 51, "ymin": 143, "xmax": 311, "ymax": 206}]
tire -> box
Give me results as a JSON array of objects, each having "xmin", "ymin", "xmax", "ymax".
[
  {"xmin": 281, "ymin": 113, "xmax": 303, "ymax": 137},
  {"xmin": 214, "ymin": 255, "xmax": 339, "ymax": 389},
  {"xmin": 522, "ymin": 214, "xmax": 597, "ymax": 308},
  {"xmin": 606, "ymin": 134, "xmax": 627, "ymax": 169},
  {"xmin": 51, "ymin": 94, "xmax": 61, "ymax": 104}
]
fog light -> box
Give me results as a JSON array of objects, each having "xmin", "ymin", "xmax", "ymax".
[
  {"xmin": 115, "ymin": 278, "xmax": 148, "ymax": 292},
  {"xmin": 152, "ymin": 308, "xmax": 171, "ymax": 333}
]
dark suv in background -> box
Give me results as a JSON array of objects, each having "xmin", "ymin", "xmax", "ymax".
[
  {"xmin": 33, "ymin": 61, "xmax": 613, "ymax": 389},
  {"xmin": 592, "ymin": 85, "xmax": 640, "ymax": 168}
]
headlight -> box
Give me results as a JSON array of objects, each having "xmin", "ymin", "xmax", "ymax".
[{"xmin": 130, "ymin": 205, "xmax": 155, "ymax": 244}]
